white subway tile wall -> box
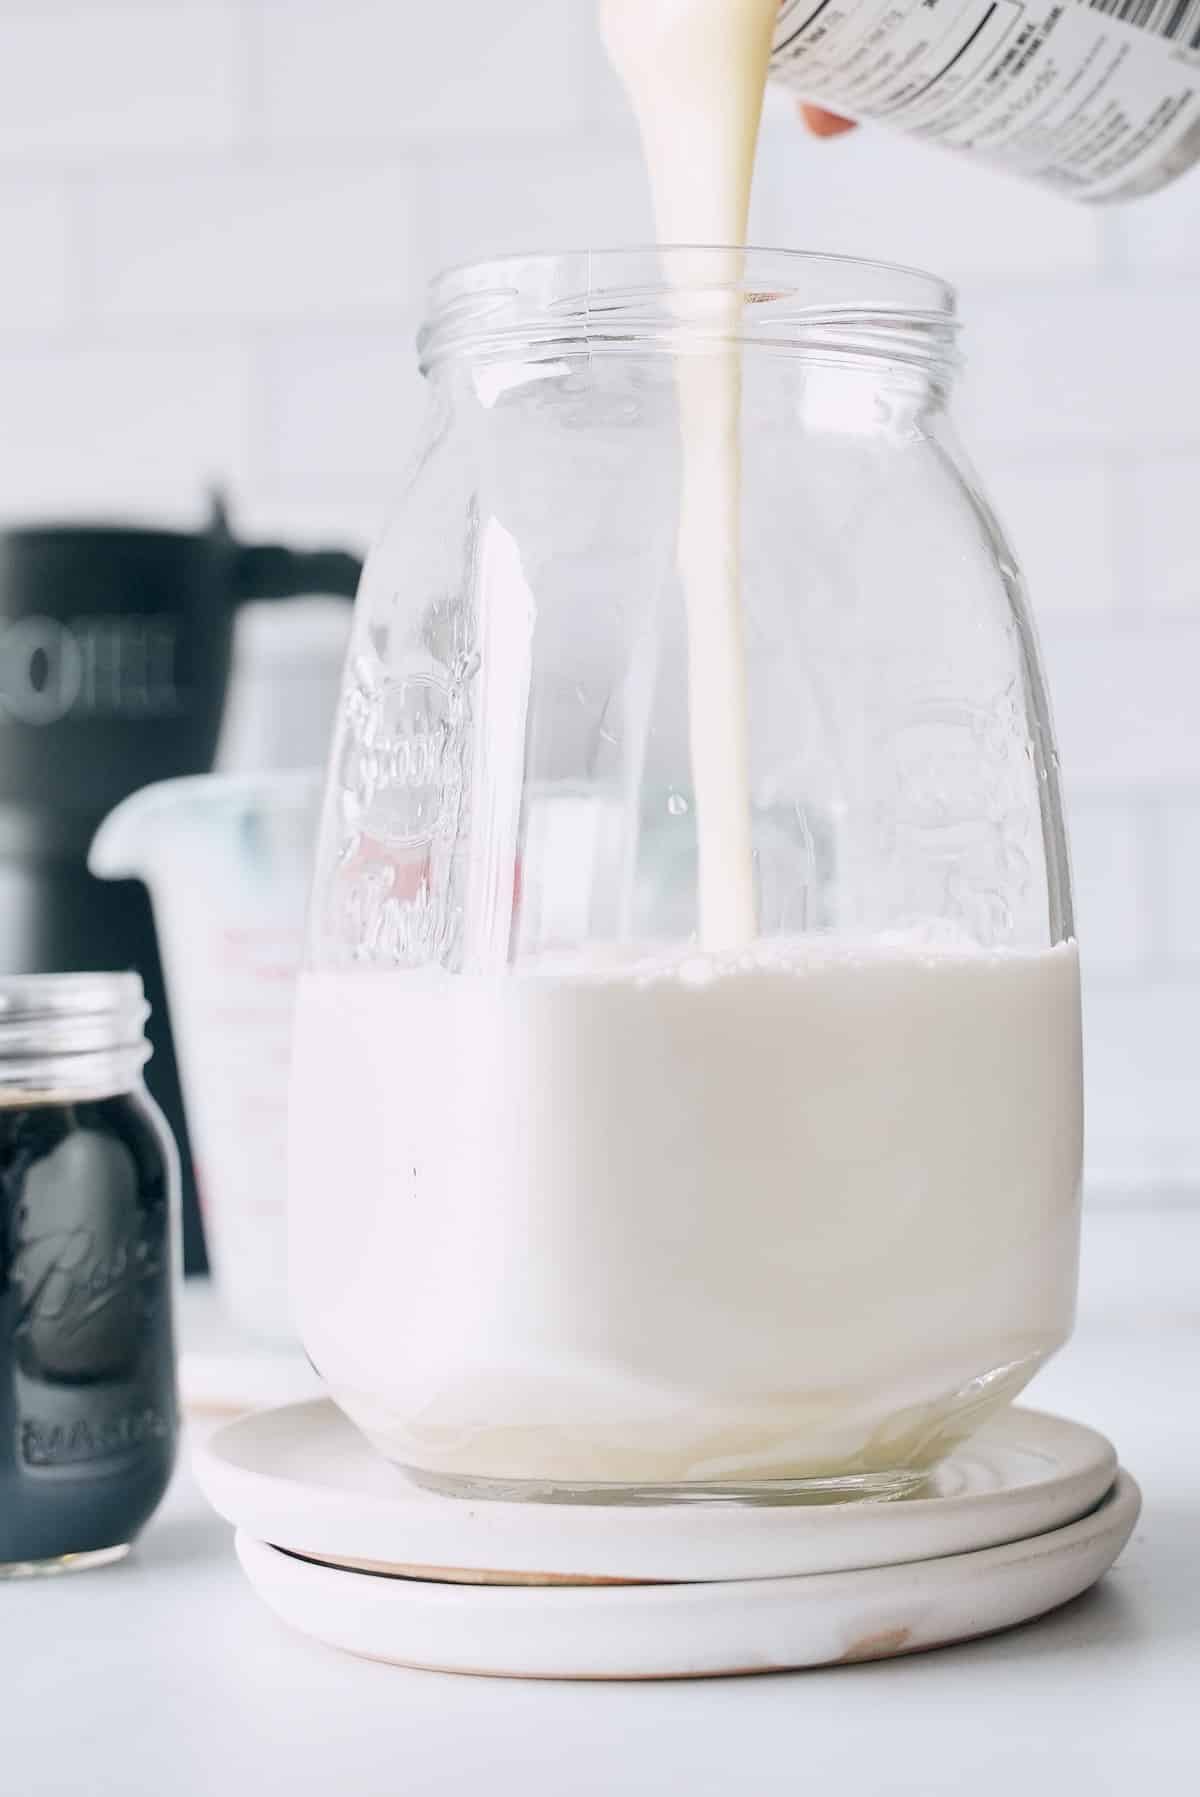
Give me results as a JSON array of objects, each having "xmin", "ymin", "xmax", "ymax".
[
  {"xmin": 0, "ymin": 340, "xmax": 253, "ymax": 516},
  {"xmin": 425, "ymin": 138, "xmax": 652, "ymax": 271},
  {"xmin": 259, "ymin": 0, "xmax": 584, "ymax": 142},
  {"xmin": 1161, "ymin": 800, "xmax": 1200, "ymax": 965},
  {"xmin": 0, "ymin": 5, "xmax": 243, "ymax": 157},
  {"xmin": 88, "ymin": 160, "xmax": 424, "ymax": 323},
  {"xmin": 1125, "ymin": 455, "xmax": 1200, "ymax": 612},
  {"xmin": 0, "ymin": 181, "xmax": 72, "ymax": 329},
  {"xmin": 2, "ymin": 0, "xmax": 1199, "ymax": 1185},
  {"xmin": 258, "ymin": 326, "xmax": 422, "ymax": 484},
  {"xmin": 987, "ymin": 460, "xmax": 1121, "ymax": 617}
]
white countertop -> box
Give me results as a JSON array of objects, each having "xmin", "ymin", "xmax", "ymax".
[{"xmin": 6, "ymin": 1202, "xmax": 1198, "ymax": 1797}]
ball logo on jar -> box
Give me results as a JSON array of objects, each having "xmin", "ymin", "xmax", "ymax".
[
  {"xmin": 14, "ymin": 1219, "xmax": 157, "ymax": 1333},
  {"xmin": 10, "ymin": 1132, "xmax": 162, "ymax": 1382}
]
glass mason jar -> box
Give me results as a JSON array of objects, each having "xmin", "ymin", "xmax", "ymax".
[
  {"xmin": 0, "ymin": 974, "xmax": 179, "ymax": 1572},
  {"xmin": 290, "ymin": 248, "xmax": 1083, "ymax": 1504}
]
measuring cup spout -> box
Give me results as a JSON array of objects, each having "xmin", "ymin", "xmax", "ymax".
[{"xmin": 88, "ymin": 778, "xmax": 199, "ymax": 882}]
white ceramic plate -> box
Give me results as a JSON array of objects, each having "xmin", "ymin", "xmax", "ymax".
[
  {"xmin": 197, "ymin": 1399, "xmax": 1119, "ymax": 1585},
  {"xmin": 234, "ymin": 1469, "xmax": 1139, "ymax": 1680}
]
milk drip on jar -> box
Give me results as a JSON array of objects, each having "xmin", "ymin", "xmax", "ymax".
[{"xmin": 770, "ymin": 0, "xmax": 1200, "ymax": 200}]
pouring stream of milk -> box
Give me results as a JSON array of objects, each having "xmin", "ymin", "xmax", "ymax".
[{"xmin": 600, "ymin": 0, "xmax": 779, "ymax": 952}]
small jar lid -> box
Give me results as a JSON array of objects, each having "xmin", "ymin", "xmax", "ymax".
[{"xmin": 0, "ymin": 973, "xmax": 151, "ymax": 1097}]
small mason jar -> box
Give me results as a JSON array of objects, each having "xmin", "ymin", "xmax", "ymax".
[
  {"xmin": 290, "ymin": 249, "xmax": 1083, "ymax": 1505},
  {"xmin": 0, "ymin": 974, "xmax": 178, "ymax": 1573}
]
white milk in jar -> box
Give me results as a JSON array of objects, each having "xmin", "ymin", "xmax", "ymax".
[{"xmin": 290, "ymin": 940, "xmax": 1082, "ymax": 1488}]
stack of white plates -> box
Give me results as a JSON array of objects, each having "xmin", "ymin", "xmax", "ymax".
[{"xmin": 195, "ymin": 1401, "xmax": 1138, "ymax": 1680}]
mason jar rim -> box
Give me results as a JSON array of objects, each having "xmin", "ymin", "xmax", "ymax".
[
  {"xmin": 419, "ymin": 245, "xmax": 959, "ymax": 378},
  {"xmin": 0, "ymin": 972, "xmax": 151, "ymax": 1100}
]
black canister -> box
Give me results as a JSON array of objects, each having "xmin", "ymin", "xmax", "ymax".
[
  {"xmin": 0, "ymin": 974, "xmax": 178, "ymax": 1575},
  {"xmin": 0, "ymin": 499, "xmax": 362, "ymax": 1274}
]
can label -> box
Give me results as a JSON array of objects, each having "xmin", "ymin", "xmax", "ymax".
[{"xmin": 771, "ymin": 0, "xmax": 1200, "ymax": 198}]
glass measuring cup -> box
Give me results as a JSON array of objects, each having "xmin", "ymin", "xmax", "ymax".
[{"xmin": 91, "ymin": 772, "xmax": 320, "ymax": 1342}]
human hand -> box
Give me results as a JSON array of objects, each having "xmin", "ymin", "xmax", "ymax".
[{"xmin": 799, "ymin": 104, "xmax": 856, "ymax": 137}]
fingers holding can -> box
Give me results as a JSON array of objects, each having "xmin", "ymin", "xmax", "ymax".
[{"xmin": 799, "ymin": 104, "xmax": 857, "ymax": 137}]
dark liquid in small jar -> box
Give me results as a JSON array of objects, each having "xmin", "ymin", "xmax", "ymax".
[{"xmin": 0, "ymin": 1092, "xmax": 177, "ymax": 1568}]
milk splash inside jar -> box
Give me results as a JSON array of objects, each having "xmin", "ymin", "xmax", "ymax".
[{"xmin": 288, "ymin": 2, "xmax": 1084, "ymax": 1501}]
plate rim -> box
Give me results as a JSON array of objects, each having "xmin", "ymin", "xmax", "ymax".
[
  {"xmin": 230, "ymin": 1471, "xmax": 1141, "ymax": 1678},
  {"xmin": 195, "ymin": 1400, "xmax": 1120, "ymax": 1584}
]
